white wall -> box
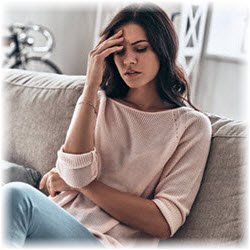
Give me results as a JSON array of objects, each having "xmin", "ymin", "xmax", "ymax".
[
  {"xmin": 192, "ymin": 2, "xmax": 248, "ymax": 121},
  {"xmin": 3, "ymin": 4, "xmax": 97, "ymax": 75},
  {"xmin": 194, "ymin": 58, "xmax": 248, "ymax": 121}
]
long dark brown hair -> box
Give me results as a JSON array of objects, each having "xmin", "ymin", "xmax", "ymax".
[{"xmin": 100, "ymin": 2, "xmax": 195, "ymax": 109}]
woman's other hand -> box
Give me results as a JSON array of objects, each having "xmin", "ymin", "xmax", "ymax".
[
  {"xmin": 85, "ymin": 30, "xmax": 124, "ymax": 89},
  {"xmin": 39, "ymin": 168, "xmax": 76, "ymax": 197}
]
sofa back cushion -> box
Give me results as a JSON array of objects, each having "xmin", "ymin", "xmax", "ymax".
[{"xmin": 2, "ymin": 69, "xmax": 85, "ymax": 175}]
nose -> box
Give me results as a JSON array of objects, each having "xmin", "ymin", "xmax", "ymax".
[{"xmin": 123, "ymin": 50, "xmax": 137, "ymax": 66}]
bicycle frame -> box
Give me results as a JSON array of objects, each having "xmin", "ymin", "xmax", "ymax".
[{"xmin": 2, "ymin": 22, "xmax": 62, "ymax": 74}]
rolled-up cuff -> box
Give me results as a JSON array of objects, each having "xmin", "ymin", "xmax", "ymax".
[
  {"xmin": 152, "ymin": 197, "xmax": 183, "ymax": 237},
  {"xmin": 56, "ymin": 146, "xmax": 99, "ymax": 188}
]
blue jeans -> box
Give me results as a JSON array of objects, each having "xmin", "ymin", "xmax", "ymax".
[{"xmin": 1, "ymin": 182, "xmax": 103, "ymax": 247}]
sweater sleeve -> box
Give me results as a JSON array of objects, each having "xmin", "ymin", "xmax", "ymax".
[
  {"xmin": 55, "ymin": 146, "xmax": 99, "ymax": 188},
  {"xmin": 152, "ymin": 112, "xmax": 212, "ymax": 237}
]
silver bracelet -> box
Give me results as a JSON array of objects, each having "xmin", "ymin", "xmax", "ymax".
[{"xmin": 78, "ymin": 101, "xmax": 97, "ymax": 115}]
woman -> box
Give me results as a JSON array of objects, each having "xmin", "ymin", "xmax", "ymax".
[{"xmin": 2, "ymin": 2, "xmax": 211, "ymax": 248}]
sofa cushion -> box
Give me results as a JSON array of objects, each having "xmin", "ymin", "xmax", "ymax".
[
  {"xmin": 2, "ymin": 69, "xmax": 85, "ymax": 176},
  {"xmin": 165, "ymin": 114, "xmax": 247, "ymax": 244},
  {"xmin": 1, "ymin": 160, "xmax": 42, "ymax": 188}
]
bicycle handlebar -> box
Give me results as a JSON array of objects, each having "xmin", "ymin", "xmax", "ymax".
[{"xmin": 8, "ymin": 22, "xmax": 54, "ymax": 53}]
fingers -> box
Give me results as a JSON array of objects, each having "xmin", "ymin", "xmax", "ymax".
[
  {"xmin": 45, "ymin": 172, "xmax": 73, "ymax": 197},
  {"xmin": 97, "ymin": 29, "xmax": 123, "ymax": 47},
  {"xmin": 93, "ymin": 30, "xmax": 124, "ymax": 56},
  {"xmin": 106, "ymin": 29, "xmax": 123, "ymax": 42},
  {"xmin": 99, "ymin": 45, "xmax": 124, "ymax": 59},
  {"xmin": 95, "ymin": 37, "xmax": 124, "ymax": 55},
  {"xmin": 39, "ymin": 168, "xmax": 57, "ymax": 190},
  {"xmin": 46, "ymin": 174, "xmax": 58, "ymax": 197},
  {"xmin": 39, "ymin": 172, "xmax": 49, "ymax": 190},
  {"xmin": 96, "ymin": 33, "xmax": 108, "ymax": 47},
  {"xmin": 48, "ymin": 186, "xmax": 56, "ymax": 197},
  {"xmin": 40, "ymin": 175, "xmax": 56, "ymax": 197}
]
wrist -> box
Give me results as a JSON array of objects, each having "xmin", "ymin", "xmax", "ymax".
[
  {"xmin": 78, "ymin": 84, "xmax": 99, "ymax": 106},
  {"xmin": 79, "ymin": 180, "xmax": 97, "ymax": 195},
  {"xmin": 77, "ymin": 101, "xmax": 97, "ymax": 115},
  {"xmin": 84, "ymin": 81, "xmax": 100, "ymax": 93},
  {"xmin": 81, "ymin": 86, "xmax": 99, "ymax": 101}
]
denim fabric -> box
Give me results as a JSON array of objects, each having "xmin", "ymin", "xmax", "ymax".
[{"xmin": 1, "ymin": 182, "xmax": 103, "ymax": 247}]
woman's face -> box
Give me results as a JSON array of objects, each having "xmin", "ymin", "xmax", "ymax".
[{"xmin": 113, "ymin": 23, "xmax": 160, "ymax": 89}]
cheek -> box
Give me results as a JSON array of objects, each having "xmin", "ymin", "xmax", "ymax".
[
  {"xmin": 154, "ymin": 58, "xmax": 160, "ymax": 73},
  {"xmin": 145, "ymin": 54, "xmax": 160, "ymax": 74}
]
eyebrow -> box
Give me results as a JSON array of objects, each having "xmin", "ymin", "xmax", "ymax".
[{"xmin": 130, "ymin": 40, "xmax": 148, "ymax": 45}]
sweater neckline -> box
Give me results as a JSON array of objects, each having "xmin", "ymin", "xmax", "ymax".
[{"xmin": 108, "ymin": 97, "xmax": 188, "ymax": 115}]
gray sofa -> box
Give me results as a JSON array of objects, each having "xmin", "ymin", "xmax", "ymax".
[{"xmin": 1, "ymin": 69, "xmax": 247, "ymax": 245}]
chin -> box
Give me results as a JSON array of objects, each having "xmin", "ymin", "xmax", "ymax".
[
  {"xmin": 125, "ymin": 83, "xmax": 143, "ymax": 89},
  {"xmin": 123, "ymin": 80, "xmax": 146, "ymax": 89}
]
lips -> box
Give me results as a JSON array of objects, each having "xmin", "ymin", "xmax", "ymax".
[{"xmin": 124, "ymin": 70, "xmax": 142, "ymax": 75}]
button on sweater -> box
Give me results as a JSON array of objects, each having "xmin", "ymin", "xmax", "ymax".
[{"xmin": 52, "ymin": 90, "xmax": 212, "ymax": 247}]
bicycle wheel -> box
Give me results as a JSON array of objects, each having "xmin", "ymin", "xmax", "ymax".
[{"xmin": 12, "ymin": 56, "xmax": 62, "ymax": 74}]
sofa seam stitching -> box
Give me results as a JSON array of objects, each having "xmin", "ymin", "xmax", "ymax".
[
  {"xmin": 212, "ymin": 135, "xmax": 247, "ymax": 138},
  {"xmin": 4, "ymin": 80, "xmax": 84, "ymax": 90}
]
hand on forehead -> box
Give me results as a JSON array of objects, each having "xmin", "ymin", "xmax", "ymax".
[{"xmin": 115, "ymin": 23, "xmax": 149, "ymax": 46}]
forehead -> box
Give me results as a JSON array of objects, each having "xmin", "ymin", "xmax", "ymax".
[{"xmin": 116, "ymin": 23, "xmax": 147, "ymax": 43}]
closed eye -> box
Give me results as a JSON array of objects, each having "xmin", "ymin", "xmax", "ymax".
[
  {"xmin": 114, "ymin": 47, "xmax": 148, "ymax": 56},
  {"xmin": 135, "ymin": 47, "xmax": 147, "ymax": 53}
]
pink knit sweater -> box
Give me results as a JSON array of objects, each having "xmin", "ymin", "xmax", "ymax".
[{"xmin": 52, "ymin": 90, "xmax": 212, "ymax": 247}]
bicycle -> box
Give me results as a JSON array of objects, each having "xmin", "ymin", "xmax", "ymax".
[{"xmin": 2, "ymin": 23, "xmax": 62, "ymax": 74}]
